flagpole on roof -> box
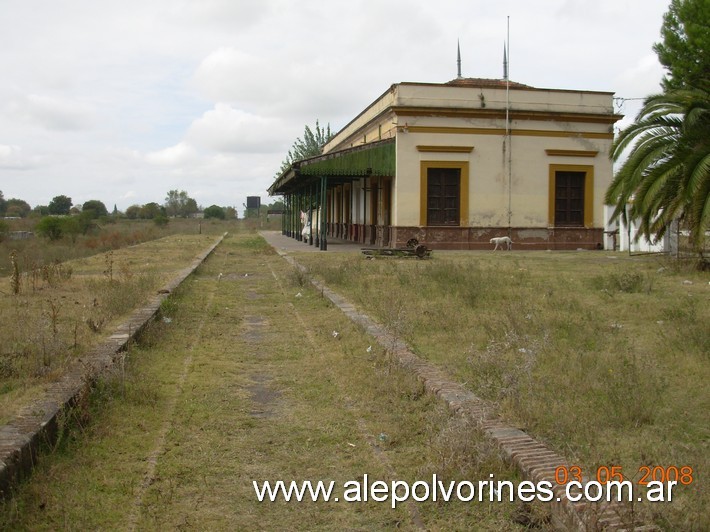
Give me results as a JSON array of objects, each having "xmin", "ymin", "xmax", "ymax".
[
  {"xmin": 457, "ymin": 39, "xmax": 462, "ymax": 79},
  {"xmin": 506, "ymin": 16, "xmax": 512, "ymax": 233}
]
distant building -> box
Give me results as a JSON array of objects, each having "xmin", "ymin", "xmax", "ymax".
[
  {"xmin": 9, "ymin": 231, "xmax": 34, "ymax": 240},
  {"xmin": 269, "ymin": 77, "xmax": 622, "ymax": 250},
  {"xmin": 604, "ymin": 205, "xmax": 677, "ymax": 254}
]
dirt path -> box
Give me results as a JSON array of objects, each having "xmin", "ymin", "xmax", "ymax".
[{"xmin": 1, "ymin": 233, "xmax": 520, "ymax": 530}]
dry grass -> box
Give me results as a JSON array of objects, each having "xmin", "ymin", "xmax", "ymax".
[
  {"xmin": 297, "ymin": 249, "xmax": 709, "ymax": 530},
  {"xmin": 1, "ymin": 231, "xmax": 532, "ymax": 530},
  {"xmin": 2, "ymin": 233, "xmax": 706, "ymax": 530},
  {"xmin": 0, "ymin": 232, "xmax": 226, "ymax": 424},
  {"xmin": 0, "ymin": 217, "xmax": 237, "ymax": 277}
]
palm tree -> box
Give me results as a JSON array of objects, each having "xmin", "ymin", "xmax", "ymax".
[{"xmin": 606, "ymin": 87, "xmax": 710, "ymax": 254}]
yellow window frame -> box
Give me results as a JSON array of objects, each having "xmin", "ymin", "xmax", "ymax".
[
  {"xmin": 548, "ymin": 164, "xmax": 594, "ymax": 227},
  {"xmin": 419, "ymin": 161, "xmax": 469, "ymax": 226}
]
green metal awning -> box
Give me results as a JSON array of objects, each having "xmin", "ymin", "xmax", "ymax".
[{"xmin": 268, "ymin": 138, "xmax": 395, "ymax": 195}]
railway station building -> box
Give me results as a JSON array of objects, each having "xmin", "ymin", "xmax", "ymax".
[{"xmin": 268, "ymin": 76, "xmax": 622, "ymax": 250}]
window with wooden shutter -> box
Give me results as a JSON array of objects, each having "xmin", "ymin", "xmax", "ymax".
[
  {"xmin": 554, "ymin": 171, "xmax": 585, "ymax": 226},
  {"xmin": 426, "ymin": 167, "xmax": 460, "ymax": 226}
]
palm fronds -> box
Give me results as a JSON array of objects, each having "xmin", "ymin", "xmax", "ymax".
[{"xmin": 606, "ymin": 88, "xmax": 710, "ymax": 251}]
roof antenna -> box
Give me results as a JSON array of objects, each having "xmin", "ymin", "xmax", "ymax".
[{"xmin": 457, "ymin": 39, "xmax": 462, "ymax": 79}]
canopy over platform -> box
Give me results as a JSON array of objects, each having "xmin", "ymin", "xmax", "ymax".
[{"xmin": 268, "ymin": 138, "xmax": 395, "ymax": 195}]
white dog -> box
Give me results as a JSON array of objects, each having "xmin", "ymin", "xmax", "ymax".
[{"xmin": 490, "ymin": 236, "xmax": 513, "ymax": 251}]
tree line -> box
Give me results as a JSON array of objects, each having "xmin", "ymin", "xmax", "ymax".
[
  {"xmin": 0, "ymin": 189, "xmax": 242, "ymax": 241},
  {"xmin": 0, "ymin": 190, "xmax": 238, "ymax": 221}
]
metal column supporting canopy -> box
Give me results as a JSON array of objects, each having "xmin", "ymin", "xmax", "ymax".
[{"xmin": 267, "ymin": 138, "xmax": 395, "ymax": 251}]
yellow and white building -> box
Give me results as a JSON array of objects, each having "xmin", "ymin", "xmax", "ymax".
[{"xmin": 269, "ymin": 77, "xmax": 622, "ymax": 250}]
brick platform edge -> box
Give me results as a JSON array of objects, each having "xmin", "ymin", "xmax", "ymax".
[
  {"xmin": 0, "ymin": 233, "xmax": 226, "ymax": 501},
  {"xmin": 273, "ymin": 249, "xmax": 658, "ymax": 532}
]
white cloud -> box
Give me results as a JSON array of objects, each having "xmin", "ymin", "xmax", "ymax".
[
  {"xmin": 0, "ymin": 0, "xmax": 672, "ymax": 212},
  {"xmin": 615, "ymin": 54, "xmax": 665, "ymax": 98},
  {"xmin": 192, "ymin": 47, "xmax": 271, "ymax": 105},
  {"xmin": 187, "ymin": 103, "xmax": 287, "ymax": 154},
  {"xmin": 612, "ymin": 53, "xmax": 665, "ymax": 131},
  {"xmin": 0, "ymin": 144, "xmax": 36, "ymax": 170},
  {"xmin": 145, "ymin": 141, "xmax": 198, "ymax": 166},
  {"xmin": 191, "ymin": 45, "xmax": 373, "ymax": 123},
  {"xmin": 6, "ymin": 93, "xmax": 95, "ymax": 131}
]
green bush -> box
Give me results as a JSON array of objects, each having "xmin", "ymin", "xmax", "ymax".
[
  {"xmin": 35, "ymin": 217, "xmax": 65, "ymax": 241},
  {"xmin": 204, "ymin": 205, "xmax": 226, "ymax": 220},
  {"xmin": 154, "ymin": 214, "xmax": 169, "ymax": 227}
]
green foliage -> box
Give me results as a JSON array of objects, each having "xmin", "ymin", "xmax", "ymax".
[
  {"xmin": 240, "ymin": 235, "xmax": 273, "ymax": 254},
  {"xmin": 607, "ymin": 2, "xmax": 710, "ymax": 253},
  {"xmin": 34, "ymin": 215, "xmax": 92, "ymax": 242},
  {"xmin": 76, "ymin": 211, "xmax": 99, "ymax": 235},
  {"xmin": 267, "ymin": 199, "xmax": 284, "ymax": 211},
  {"xmin": 36, "ymin": 217, "xmax": 65, "ymax": 240},
  {"xmin": 164, "ymin": 190, "xmax": 198, "ymax": 218},
  {"xmin": 606, "ymin": 89, "xmax": 710, "ymax": 251},
  {"xmin": 203, "ymin": 205, "xmax": 226, "ymax": 219},
  {"xmin": 82, "ymin": 200, "xmax": 108, "ymax": 218},
  {"xmin": 0, "ymin": 220, "xmax": 8, "ymax": 242},
  {"xmin": 5, "ymin": 198, "xmax": 31, "ymax": 218},
  {"xmin": 126, "ymin": 203, "xmax": 170, "ymax": 220},
  {"xmin": 153, "ymin": 214, "xmax": 169, "ymax": 227},
  {"xmin": 48, "ymin": 195, "xmax": 72, "ymax": 215},
  {"xmin": 653, "ymin": 0, "xmax": 710, "ymax": 92},
  {"xmin": 0, "ymin": 194, "xmax": 30, "ymax": 218},
  {"xmin": 159, "ymin": 295, "xmax": 179, "ymax": 317},
  {"xmin": 277, "ymin": 119, "xmax": 334, "ymax": 176},
  {"xmin": 141, "ymin": 202, "xmax": 163, "ymax": 219},
  {"xmin": 125, "ymin": 205, "xmax": 140, "ymax": 219},
  {"xmin": 60, "ymin": 216, "xmax": 82, "ymax": 242}
]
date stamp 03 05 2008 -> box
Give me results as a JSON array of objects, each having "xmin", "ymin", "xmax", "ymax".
[{"xmin": 555, "ymin": 465, "xmax": 695, "ymax": 487}]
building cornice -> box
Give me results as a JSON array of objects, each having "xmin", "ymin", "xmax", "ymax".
[
  {"xmin": 403, "ymin": 125, "xmax": 614, "ymax": 140},
  {"xmin": 393, "ymin": 106, "xmax": 622, "ymax": 125}
]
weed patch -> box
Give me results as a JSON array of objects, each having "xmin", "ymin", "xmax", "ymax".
[
  {"xmin": 240, "ymin": 235, "xmax": 275, "ymax": 255},
  {"xmin": 0, "ymin": 232, "xmax": 522, "ymax": 530},
  {"xmin": 591, "ymin": 269, "xmax": 649, "ymax": 293},
  {"xmin": 85, "ymin": 272, "xmax": 158, "ymax": 325},
  {"xmin": 0, "ymin": 233, "xmax": 225, "ymax": 424},
  {"xmin": 296, "ymin": 249, "xmax": 709, "ymax": 529},
  {"xmin": 287, "ymin": 264, "xmax": 310, "ymax": 288}
]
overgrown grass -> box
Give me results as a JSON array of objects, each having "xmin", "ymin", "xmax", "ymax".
[
  {"xmin": 240, "ymin": 234, "xmax": 277, "ymax": 254},
  {"xmin": 1, "ymin": 230, "xmax": 705, "ymax": 529},
  {"xmin": 0, "ymin": 232, "xmax": 226, "ymax": 425},
  {"xmin": 0, "ymin": 217, "xmax": 238, "ymax": 277},
  {"xmin": 0, "ymin": 232, "xmax": 530, "ymax": 530},
  {"xmin": 590, "ymin": 269, "xmax": 649, "ymax": 293},
  {"xmin": 297, "ymin": 250, "xmax": 709, "ymax": 530}
]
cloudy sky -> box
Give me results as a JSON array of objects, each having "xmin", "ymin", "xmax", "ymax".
[{"xmin": 0, "ymin": 0, "xmax": 670, "ymax": 214}]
